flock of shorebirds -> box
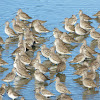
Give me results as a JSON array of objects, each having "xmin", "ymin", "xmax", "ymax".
[{"xmin": 0, "ymin": 9, "xmax": 100, "ymax": 100}]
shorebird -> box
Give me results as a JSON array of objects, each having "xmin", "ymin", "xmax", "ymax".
[
  {"xmin": 90, "ymin": 28, "xmax": 100, "ymax": 39},
  {"xmin": 90, "ymin": 54, "xmax": 100, "ymax": 70},
  {"xmin": 41, "ymin": 44, "xmax": 50, "ymax": 58},
  {"xmin": 49, "ymin": 46, "xmax": 62, "ymax": 64},
  {"xmin": 7, "ymin": 87, "xmax": 21, "ymax": 100},
  {"xmin": 53, "ymin": 28, "xmax": 63, "ymax": 38},
  {"xmin": 35, "ymin": 88, "xmax": 46, "ymax": 100},
  {"xmin": 24, "ymin": 36, "xmax": 38, "ymax": 47},
  {"xmin": 54, "ymin": 38, "xmax": 71, "ymax": 54},
  {"xmin": 16, "ymin": 59, "xmax": 31, "ymax": 78},
  {"xmin": 55, "ymin": 77, "xmax": 71, "ymax": 94},
  {"xmin": 60, "ymin": 32, "xmax": 77, "ymax": 44},
  {"xmin": 2, "ymin": 67, "xmax": 16, "ymax": 83},
  {"xmin": 64, "ymin": 18, "xmax": 75, "ymax": 32},
  {"xmin": 80, "ymin": 40, "xmax": 98, "ymax": 54},
  {"xmin": 40, "ymin": 86, "xmax": 55, "ymax": 97},
  {"xmin": 73, "ymin": 62, "xmax": 89, "ymax": 76},
  {"xmin": 12, "ymin": 40, "xmax": 26, "ymax": 55},
  {"xmin": 80, "ymin": 46, "xmax": 94, "ymax": 59},
  {"xmin": 30, "ymin": 51, "xmax": 41, "ymax": 66},
  {"xmin": 70, "ymin": 53, "xmax": 86, "ymax": 63},
  {"xmin": 82, "ymin": 71, "xmax": 98, "ymax": 89},
  {"xmin": 14, "ymin": 54, "xmax": 31, "ymax": 78},
  {"xmin": 19, "ymin": 51, "xmax": 31, "ymax": 65},
  {"xmin": 18, "ymin": 34, "xmax": 24, "ymax": 47},
  {"xmin": 15, "ymin": 15, "xmax": 27, "ymax": 29},
  {"xmin": 24, "ymin": 28, "xmax": 38, "ymax": 40},
  {"xmin": 0, "ymin": 66, "xmax": 8, "ymax": 72},
  {"xmin": 17, "ymin": 9, "xmax": 32, "ymax": 20},
  {"xmin": 12, "ymin": 19, "xmax": 24, "ymax": 33},
  {"xmin": 0, "ymin": 84, "xmax": 6, "ymax": 95},
  {"xmin": 80, "ymin": 16, "xmax": 93, "ymax": 30},
  {"xmin": 75, "ymin": 23, "xmax": 87, "ymax": 35},
  {"xmin": 79, "ymin": 10, "xmax": 92, "ymax": 21},
  {"xmin": 0, "ymin": 37, "xmax": 4, "ymax": 45},
  {"xmin": 56, "ymin": 58, "xmax": 66, "ymax": 72},
  {"xmin": 0, "ymin": 57, "xmax": 8, "ymax": 66},
  {"xmin": 32, "ymin": 20, "xmax": 50, "ymax": 33},
  {"xmin": 16, "ymin": 66, "xmax": 31, "ymax": 78},
  {"xmin": 34, "ymin": 60, "xmax": 49, "ymax": 73},
  {"xmin": 29, "ymin": 19, "xmax": 47, "ymax": 27},
  {"xmin": 86, "ymin": 66, "xmax": 96, "ymax": 80},
  {"xmin": 5, "ymin": 21, "xmax": 17, "ymax": 37},
  {"xmin": 64, "ymin": 15, "xmax": 77, "ymax": 25},
  {"xmin": 93, "ymin": 11, "xmax": 100, "ymax": 18},
  {"xmin": 34, "ymin": 70, "xmax": 49, "ymax": 82}
]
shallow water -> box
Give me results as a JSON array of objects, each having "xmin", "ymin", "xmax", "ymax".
[{"xmin": 0, "ymin": 0, "xmax": 100, "ymax": 100}]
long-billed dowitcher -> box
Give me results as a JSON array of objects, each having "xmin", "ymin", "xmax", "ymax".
[
  {"xmin": 75, "ymin": 23, "xmax": 87, "ymax": 35},
  {"xmin": 17, "ymin": 9, "xmax": 32, "ymax": 20},
  {"xmin": 80, "ymin": 16, "xmax": 93, "ymax": 30},
  {"xmin": 49, "ymin": 46, "xmax": 62, "ymax": 64},
  {"xmin": 79, "ymin": 10, "xmax": 92, "ymax": 21},
  {"xmin": 25, "ymin": 36, "xmax": 38, "ymax": 47},
  {"xmin": 41, "ymin": 44, "xmax": 50, "ymax": 58},
  {"xmin": 0, "ymin": 57, "xmax": 8, "ymax": 66},
  {"xmin": 19, "ymin": 51, "xmax": 31, "ymax": 65},
  {"xmin": 56, "ymin": 58, "xmax": 66, "ymax": 72},
  {"xmin": 30, "ymin": 51, "xmax": 41, "ymax": 66},
  {"xmin": 53, "ymin": 28, "xmax": 63, "ymax": 38},
  {"xmin": 18, "ymin": 34, "xmax": 24, "ymax": 47},
  {"xmin": 7, "ymin": 87, "xmax": 21, "ymax": 100},
  {"xmin": 32, "ymin": 20, "xmax": 50, "ymax": 33},
  {"xmin": 24, "ymin": 28, "xmax": 38, "ymax": 40},
  {"xmin": 90, "ymin": 54, "xmax": 100, "ymax": 70},
  {"xmin": 34, "ymin": 59, "xmax": 49, "ymax": 73},
  {"xmin": 80, "ymin": 46, "xmax": 94, "ymax": 59},
  {"xmin": 0, "ymin": 84, "xmax": 6, "ymax": 95},
  {"xmin": 16, "ymin": 67, "xmax": 31, "ymax": 78},
  {"xmin": 86, "ymin": 66, "xmax": 96, "ymax": 80},
  {"xmin": 55, "ymin": 77, "xmax": 71, "ymax": 94},
  {"xmin": 93, "ymin": 11, "xmax": 100, "ymax": 18},
  {"xmin": 12, "ymin": 19, "xmax": 24, "ymax": 33},
  {"xmin": 40, "ymin": 86, "xmax": 55, "ymax": 97},
  {"xmin": 73, "ymin": 62, "xmax": 89, "ymax": 76},
  {"xmin": 14, "ymin": 54, "xmax": 31, "ymax": 78},
  {"xmin": 35, "ymin": 88, "xmax": 46, "ymax": 100},
  {"xmin": 80, "ymin": 40, "xmax": 97, "ymax": 54},
  {"xmin": 15, "ymin": 15, "xmax": 27, "ymax": 29},
  {"xmin": 2, "ymin": 67, "xmax": 16, "ymax": 83},
  {"xmin": 70, "ymin": 53, "xmax": 86, "ymax": 63},
  {"xmin": 5, "ymin": 21, "xmax": 17, "ymax": 37},
  {"xmin": 90, "ymin": 28, "xmax": 100, "ymax": 39},
  {"xmin": 82, "ymin": 71, "xmax": 98, "ymax": 89},
  {"xmin": 64, "ymin": 15, "xmax": 77, "ymax": 25},
  {"xmin": 0, "ymin": 37, "xmax": 4, "ymax": 45},
  {"xmin": 34, "ymin": 69, "xmax": 49, "ymax": 82},
  {"xmin": 29, "ymin": 19, "xmax": 47, "ymax": 27},
  {"xmin": 64, "ymin": 18, "xmax": 75, "ymax": 32},
  {"xmin": 54, "ymin": 38, "xmax": 71, "ymax": 54},
  {"xmin": 60, "ymin": 32, "xmax": 77, "ymax": 44},
  {"xmin": 12, "ymin": 40, "xmax": 26, "ymax": 55}
]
